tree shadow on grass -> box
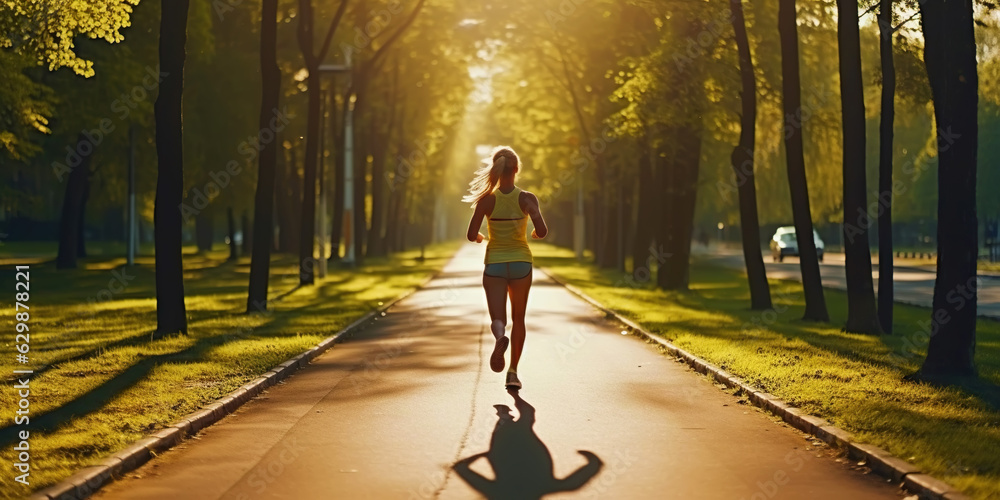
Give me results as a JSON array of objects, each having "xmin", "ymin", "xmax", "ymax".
[
  {"xmin": 452, "ymin": 391, "xmax": 603, "ymax": 499},
  {"xmin": 0, "ymin": 326, "xmax": 264, "ymax": 446}
]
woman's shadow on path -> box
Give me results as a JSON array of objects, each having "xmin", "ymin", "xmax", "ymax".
[{"xmin": 452, "ymin": 391, "xmax": 603, "ymax": 499}]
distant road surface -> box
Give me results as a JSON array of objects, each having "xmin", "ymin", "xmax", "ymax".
[{"xmin": 699, "ymin": 249, "xmax": 1000, "ymax": 319}]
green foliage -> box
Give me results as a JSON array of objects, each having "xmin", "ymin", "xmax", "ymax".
[
  {"xmin": 0, "ymin": 50, "xmax": 53, "ymax": 160},
  {"xmin": 0, "ymin": 0, "xmax": 140, "ymax": 77}
]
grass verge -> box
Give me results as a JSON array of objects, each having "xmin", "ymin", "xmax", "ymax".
[
  {"xmin": 0, "ymin": 242, "xmax": 459, "ymax": 497},
  {"xmin": 532, "ymin": 242, "xmax": 1000, "ymax": 499}
]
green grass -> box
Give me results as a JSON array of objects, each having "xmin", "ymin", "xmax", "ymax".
[
  {"xmin": 0, "ymin": 241, "xmax": 156, "ymax": 263},
  {"xmin": 0, "ymin": 242, "xmax": 459, "ymax": 497},
  {"xmin": 532, "ymin": 242, "xmax": 1000, "ymax": 499}
]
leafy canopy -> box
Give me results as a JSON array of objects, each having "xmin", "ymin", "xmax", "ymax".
[{"xmin": 1, "ymin": 0, "xmax": 140, "ymax": 77}]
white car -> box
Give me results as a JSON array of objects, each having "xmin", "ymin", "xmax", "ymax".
[{"xmin": 770, "ymin": 226, "xmax": 825, "ymax": 262}]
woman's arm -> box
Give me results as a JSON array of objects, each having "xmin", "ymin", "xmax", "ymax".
[
  {"xmin": 523, "ymin": 192, "xmax": 548, "ymax": 239},
  {"xmin": 467, "ymin": 198, "xmax": 489, "ymax": 243}
]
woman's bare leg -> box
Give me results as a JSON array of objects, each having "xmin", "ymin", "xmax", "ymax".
[
  {"xmin": 484, "ymin": 273, "xmax": 510, "ymax": 372},
  {"xmin": 507, "ymin": 270, "xmax": 532, "ymax": 372},
  {"xmin": 483, "ymin": 274, "xmax": 508, "ymax": 339}
]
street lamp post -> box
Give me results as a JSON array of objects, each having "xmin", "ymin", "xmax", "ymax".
[{"xmin": 318, "ymin": 52, "xmax": 354, "ymax": 266}]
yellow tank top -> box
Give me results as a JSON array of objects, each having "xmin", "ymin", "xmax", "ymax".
[{"xmin": 485, "ymin": 186, "xmax": 533, "ymax": 264}]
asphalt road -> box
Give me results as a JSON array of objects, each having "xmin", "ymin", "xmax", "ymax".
[
  {"xmin": 95, "ymin": 245, "xmax": 902, "ymax": 500},
  {"xmin": 701, "ymin": 250, "xmax": 1000, "ymax": 320}
]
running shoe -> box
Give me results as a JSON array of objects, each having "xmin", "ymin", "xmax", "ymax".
[
  {"xmin": 505, "ymin": 371, "xmax": 522, "ymax": 390},
  {"xmin": 490, "ymin": 336, "xmax": 509, "ymax": 373}
]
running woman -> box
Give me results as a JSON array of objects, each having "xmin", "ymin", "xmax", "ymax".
[{"xmin": 465, "ymin": 146, "xmax": 548, "ymax": 390}]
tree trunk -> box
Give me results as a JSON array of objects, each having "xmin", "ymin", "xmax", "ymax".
[
  {"xmin": 659, "ymin": 123, "xmax": 702, "ymax": 290},
  {"xmin": 296, "ymin": 0, "xmax": 321, "ymax": 285},
  {"xmin": 278, "ymin": 148, "xmax": 302, "ymax": 254},
  {"xmin": 386, "ymin": 185, "xmax": 400, "ymax": 253},
  {"xmin": 274, "ymin": 151, "xmax": 290, "ymax": 253},
  {"xmin": 353, "ymin": 128, "xmax": 367, "ymax": 265},
  {"xmin": 730, "ymin": 0, "xmax": 772, "ymax": 310},
  {"xmin": 153, "ymin": 0, "xmax": 190, "ymax": 336},
  {"xmin": 598, "ymin": 197, "xmax": 617, "ymax": 268},
  {"xmin": 778, "ymin": 0, "xmax": 828, "ymax": 321},
  {"xmin": 876, "ymin": 0, "xmax": 896, "ymax": 334},
  {"xmin": 918, "ymin": 0, "xmax": 978, "ymax": 377},
  {"xmin": 632, "ymin": 136, "xmax": 655, "ymax": 276},
  {"xmin": 241, "ymin": 210, "xmax": 252, "ymax": 256},
  {"xmin": 330, "ymin": 93, "xmax": 345, "ymax": 261},
  {"xmin": 351, "ymin": 87, "xmax": 370, "ymax": 265},
  {"xmin": 227, "ymin": 207, "xmax": 238, "ymax": 261},
  {"xmin": 77, "ymin": 176, "xmax": 89, "ymax": 258},
  {"xmin": 618, "ymin": 169, "xmax": 631, "ymax": 272},
  {"xmin": 367, "ymin": 131, "xmax": 388, "ymax": 257},
  {"xmin": 195, "ymin": 210, "xmax": 213, "ymax": 252},
  {"xmin": 838, "ymin": 0, "xmax": 881, "ymax": 334},
  {"xmin": 247, "ymin": 0, "xmax": 280, "ymax": 314},
  {"xmin": 298, "ymin": 71, "xmax": 320, "ymax": 284},
  {"xmin": 368, "ymin": 74, "xmax": 398, "ymax": 258},
  {"xmin": 56, "ymin": 133, "xmax": 91, "ymax": 270}
]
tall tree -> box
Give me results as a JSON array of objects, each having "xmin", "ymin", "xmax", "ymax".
[
  {"xmin": 227, "ymin": 207, "xmax": 238, "ymax": 261},
  {"xmin": 876, "ymin": 0, "xmax": 895, "ymax": 333},
  {"xmin": 729, "ymin": 0, "xmax": 771, "ymax": 310},
  {"xmin": 247, "ymin": 0, "xmax": 281, "ymax": 314},
  {"xmin": 153, "ymin": 0, "xmax": 190, "ymax": 336},
  {"xmin": 55, "ymin": 133, "xmax": 92, "ymax": 269},
  {"xmin": 632, "ymin": 131, "xmax": 655, "ymax": 275},
  {"xmin": 341, "ymin": 0, "xmax": 428, "ymax": 265},
  {"xmin": 658, "ymin": 118, "xmax": 703, "ymax": 290},
  {"xmin": 838, "ymin": 0, "xmax": 881, "ymax": 334},
  {"xmin": 296, "ymin": 0, "xmax": 349, "ymax": 285},
  {"xmin": 778, "ymin": 0, "xmax": 828, "ymax": 321},
  {"xmin": 918, "ymin": 0, "xmax": 979, "ymax": 377},
  {"xmin": 241, "ymin": 210, "xmax": 252, "ymax": 256}
]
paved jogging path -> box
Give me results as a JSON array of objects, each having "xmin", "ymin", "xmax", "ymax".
[{"xmin": 96, "ymin": 244, "xmax": 901, "ymax": 500}]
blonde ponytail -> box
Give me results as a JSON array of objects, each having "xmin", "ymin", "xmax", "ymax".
[{"xmin": 463, "ymin": 146, "xmax": 520, "ymax": 207}]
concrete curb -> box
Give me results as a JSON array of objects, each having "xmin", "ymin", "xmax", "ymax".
[
  {"xmin": 31, "ymin": 268, "xmax": 442, "ymax": 500},
  {"xmin": 538, "ymin": 267, "xmax": 972, "ymax": 500}
]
